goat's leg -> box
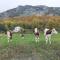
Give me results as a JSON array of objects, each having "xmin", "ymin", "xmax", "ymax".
[
  {"xmin": 35, "ymin": 36, "xmax": 39, "ymax": 42},
  {"xmin": 35, "ymin": 36, "xmax": 38, "ymax": 42},
  {"xmin": 8, "ymin": 37, "xmax": 10, "ymax": 43},
  {"xmin": 45, "ymin": 36, "xmax": 48, "ymax": 44},
  {"xmin": 49, "ymin": 36, "xmax": 51, "ymax": 44}
]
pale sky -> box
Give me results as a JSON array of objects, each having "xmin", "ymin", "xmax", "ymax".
[{"xmin": 0, "ymin": 0, "xmax": 60, "ymax": 12}]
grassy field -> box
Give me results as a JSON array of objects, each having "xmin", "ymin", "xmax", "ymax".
[{"xmin": 0, "ymin": 33, "xmax": 60, "ymax": 60}]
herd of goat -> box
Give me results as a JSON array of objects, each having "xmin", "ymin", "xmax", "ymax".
[{"xmin": 6, "ymin": 26, "xmax": 58, "ymax": 44}]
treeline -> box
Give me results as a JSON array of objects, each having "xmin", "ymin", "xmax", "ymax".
[{"xmin": 0, "ymin": 15, "xmax": 60, "ymax": 32}]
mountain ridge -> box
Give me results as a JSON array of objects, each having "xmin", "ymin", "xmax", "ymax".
[{"xmin": 0, "ymin": 5, "xmax": 60, "ymax": 18}]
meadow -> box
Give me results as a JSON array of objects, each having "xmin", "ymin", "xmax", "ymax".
[{"xmin": 0, "ymin": 32, "xmax": 60, "ymax": 60}]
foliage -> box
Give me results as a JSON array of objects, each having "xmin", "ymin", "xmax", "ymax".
[{"xmin": 0, "ymin": 16, "xmax": 60, "ymax": 32}]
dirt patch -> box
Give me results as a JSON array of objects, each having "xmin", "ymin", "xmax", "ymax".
[
  {"xmin": 0, "ymin": 44, "xmax": 60, "ymax": 60},
  {"xmin": 0, "ymin": 44, "xmax": 42, "ymax": 60}
]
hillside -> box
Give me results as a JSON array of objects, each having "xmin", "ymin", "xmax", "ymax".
[{"xmin": 0, "ymin": 5, "xmax": 60, "ymax": 18}]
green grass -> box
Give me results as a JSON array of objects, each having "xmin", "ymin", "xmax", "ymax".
[{"xmin": 0, "ymin": 33, "xmax": 60, "ymax": 60}]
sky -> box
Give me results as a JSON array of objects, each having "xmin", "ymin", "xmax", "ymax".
[{"xmin": 0, "ymin": 0, "xmax": 60, "ymax": 12}]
